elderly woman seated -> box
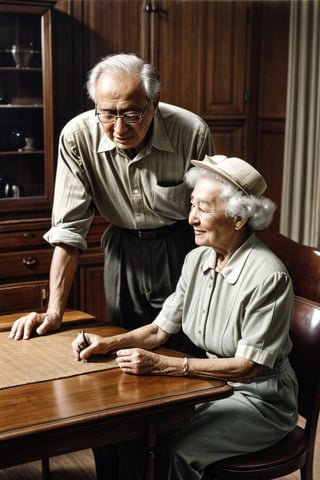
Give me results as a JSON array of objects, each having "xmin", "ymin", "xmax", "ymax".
[{"xmin": 73, "ymin": 155, "xmax": 298, "ymax": 480}]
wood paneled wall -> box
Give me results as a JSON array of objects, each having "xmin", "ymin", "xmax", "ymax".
[{"xmin": 251, "ymin": 1, "xmax": 290, "ymax": 235}]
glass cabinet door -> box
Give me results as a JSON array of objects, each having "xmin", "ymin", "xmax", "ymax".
[{"xmin": 0, "ymin": 1, "xmax": 55, "ymax": 216}]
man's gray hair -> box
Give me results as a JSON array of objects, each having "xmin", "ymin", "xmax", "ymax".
[
  {"xmin": 87, "ymin": 53, "xmax": 161, "ymax": 103},
  {"xmin": 185, "ymin": 167, "xmax": 277, "ymax": 231}
]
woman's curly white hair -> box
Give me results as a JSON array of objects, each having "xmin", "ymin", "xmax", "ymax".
[{"xmin": 184, "ymin": 167, "xmax": 277, "ymax": 231}]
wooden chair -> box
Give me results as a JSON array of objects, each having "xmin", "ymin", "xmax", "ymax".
[
  {"xmin": 203, "ymin": 296, "xmax": 320, "ymax": 480},
  {"xmin": 265, "ymin": 233, "xmax": 320, "ymax": 302}
]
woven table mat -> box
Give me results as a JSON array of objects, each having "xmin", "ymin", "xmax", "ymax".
[{"xmin": 0, "ymin": 329, "xmax": 118, "ymax": 389}]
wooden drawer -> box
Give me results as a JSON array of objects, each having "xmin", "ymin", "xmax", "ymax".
[
  {"xmin": 0, "ymin": 229, "xmax": 48, "ymax": 251},
  {"xmin": 0, "ymin": 280, "xmax": 49, "ymax": 315},
  {"xmin": 0, "ymin": 217, "xmax": 106, "ymax": 252},
  {"xmin": 0, "ymin": 248, "xmax": 52, "ymax": 281}
]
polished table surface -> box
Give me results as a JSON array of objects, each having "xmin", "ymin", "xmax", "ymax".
[{"xmin": 0, "ymin": 323, "xmax": 233, "ymax": 475}]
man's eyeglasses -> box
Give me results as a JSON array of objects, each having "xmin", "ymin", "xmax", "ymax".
[{"xmin": 95, "ymin": 99, "xmax": 151, "ymax": 125}]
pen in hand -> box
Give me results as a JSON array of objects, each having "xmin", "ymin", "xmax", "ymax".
[{"xmin": 77, "ymin": 329, "xmax": 90, "ymax": 352}]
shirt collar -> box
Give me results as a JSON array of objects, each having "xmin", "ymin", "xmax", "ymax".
[
  {"xmin": 151, "ymin": 106, "xmax": 174, "ymax": 152},
  {"xmin": 97, "ymin": 104, "xmax": 174, "ymax": 154},
  {"xmin": 97, "ymin": 124, "xmax": 115, "ymax": 153}
]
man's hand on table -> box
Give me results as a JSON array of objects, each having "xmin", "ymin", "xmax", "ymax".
[{"xmin": 8, "ymin": 311, "xmax": 62, "ymax": 340}]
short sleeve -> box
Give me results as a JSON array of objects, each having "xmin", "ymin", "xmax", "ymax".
[{"xmin": 236, "ymin": 272, "xmax": 294, "ymax": 368}]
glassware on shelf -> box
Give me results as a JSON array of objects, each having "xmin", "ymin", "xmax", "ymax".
[
  {"xmin": 21, "ymin": 136, "xmax": 36, "ymax": 151},
  {"xmin": 11, "ymin": 44, "xmax": 32, "ymax": 67},
  {"xmin": 10, "ymin": 43, "xmax": 41, "ymax": 68}
]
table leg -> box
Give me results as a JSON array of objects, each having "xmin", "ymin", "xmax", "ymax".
[
  {"xmin": 145, "ymin": 415, "xmax": 157, "ymax": 480},
  {"xmin": 41, "ymin": 458, "xmax": 50, "ymax": 480}
]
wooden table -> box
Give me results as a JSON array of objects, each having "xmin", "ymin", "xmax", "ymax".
[{"xmin": 0, "ymin": 322, "xmax": 233, "ymax": 479}]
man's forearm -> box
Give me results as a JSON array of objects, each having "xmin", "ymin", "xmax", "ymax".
[{"xmin": 47, "ymin": 244, "xmax": 80, "ymax": 319}]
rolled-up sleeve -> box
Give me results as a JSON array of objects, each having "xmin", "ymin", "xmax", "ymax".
[{"xmin": 44, "ymin": 123, "xmax": 96, "ymax": 250}]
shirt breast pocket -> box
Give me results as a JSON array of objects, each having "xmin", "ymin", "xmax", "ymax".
[{"xmin": 152, "ymin": 182, "xmax": 190, "ymax": 219}]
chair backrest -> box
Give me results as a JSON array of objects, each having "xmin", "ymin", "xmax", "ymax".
[
  {"xmin": 265, "ymin": 234, "xmax": 320, "ymax": 302},
  {"xmin": 290, "ymin": 296, "xmax": 320, "ymax": 438}
]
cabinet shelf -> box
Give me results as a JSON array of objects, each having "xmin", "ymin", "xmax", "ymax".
[
  {"xmin": 0, "ymin": 104, "xmax": 43, "ymax": 108},
  {"xmin": 0, "ymin": 150, "xmax": 44, "ymax": 155},
  {"xmin": 0, "ymin": 67, "xmax": 41, "ymax": 72}
]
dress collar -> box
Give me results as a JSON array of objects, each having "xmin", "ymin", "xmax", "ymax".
[{"xmin": 202, "ymin": 233, "xmax": 258, "ymax": 285}]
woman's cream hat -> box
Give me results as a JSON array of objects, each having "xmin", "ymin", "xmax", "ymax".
[{"xmin": 191, "ymin": 155, "xmax": 267, "ymax": 198}]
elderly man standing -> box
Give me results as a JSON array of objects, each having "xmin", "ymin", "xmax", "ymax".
[{"xmin": 9, "ymin": 52, "xmax": 214, "ymax": 342}]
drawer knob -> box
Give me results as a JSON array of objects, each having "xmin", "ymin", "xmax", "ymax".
[{"xmin": 22, "ymin": 256, "xmax": 37, "ymax": 266}]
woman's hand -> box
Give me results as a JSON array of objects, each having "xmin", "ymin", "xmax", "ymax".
[
  {"xmin": 72, "ymin": 332, "xmax": 112, "ymax": 361},
  {"xmin": 116, "ymin": 348, "xmax": 160, "ymax": 375},
  {"xmin": 72, "ymin": 324, "xmax": 170, "ymax": 364}
]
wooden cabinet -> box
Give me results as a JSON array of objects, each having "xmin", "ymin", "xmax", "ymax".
[
  {"xmin": 0, "ymin": 0, "xmax": 56, "ymax": 315},
  {"xmin": 0, "ymin": 0, "xmax": 55, "ymax": 217}
]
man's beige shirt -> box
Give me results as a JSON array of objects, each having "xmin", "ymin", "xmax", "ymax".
[{"xmin": 45, "ymin": 102, "xmax": 214, "ymax": 249}]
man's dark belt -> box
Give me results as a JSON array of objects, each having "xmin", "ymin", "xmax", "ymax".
[{"xmin": 116, "ymin": 222, "xmax": 183, "ymax": 239}]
